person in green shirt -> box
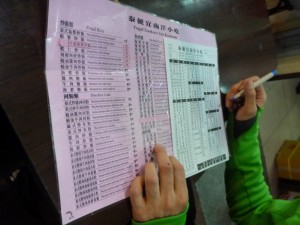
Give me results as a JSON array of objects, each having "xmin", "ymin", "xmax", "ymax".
[{"xmin": 129, "ymin": 76, "xmax": 300, "ymax": 225}]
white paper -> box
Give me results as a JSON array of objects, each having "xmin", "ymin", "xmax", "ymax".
[
  {"xmin": 45, "ymin": 0, "xmax": 229, "ymax": 224},
  {"xmin": 164, "ymin": 38, "xmax": 229, "ymax": 177}
]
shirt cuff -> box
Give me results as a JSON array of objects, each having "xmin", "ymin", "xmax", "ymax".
[{"xmin": 233, "ymin": 116, "xmax": 256, "ymax": 139}]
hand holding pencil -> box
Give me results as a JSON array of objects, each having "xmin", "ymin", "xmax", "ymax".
[
  {"xmin": 231, "ymin": 70, "xmax": 277, "ymax": 100},
  {"xmin": 225, "ymin": 72, "xmax": 273, "ymax": 121}
]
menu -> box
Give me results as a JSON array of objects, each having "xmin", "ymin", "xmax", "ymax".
[{"xmin": 45, "ymin": 0, "xmax": 229, "ymax": 224}]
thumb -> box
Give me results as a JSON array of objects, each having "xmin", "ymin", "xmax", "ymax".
[
  {"xmin": 236, "ymin": 80, "xmax": 257, "ymax": 120},
  {"xmin": 244, "ymin": 80, "xmax": 256, "ymax": 107}
]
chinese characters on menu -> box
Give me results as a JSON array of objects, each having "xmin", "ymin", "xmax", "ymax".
[{"xmin": 45, "ymin": 0, "xmax": 228, "ymax": 224}]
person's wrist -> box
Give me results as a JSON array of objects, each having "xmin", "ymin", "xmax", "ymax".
[
  {"xmin": 132, "ymin": 203, "xmax": 189, "ymax": 225},
  {"xmin": 235, "ymin": 108, "xmax": 256, "ymax": 121}
]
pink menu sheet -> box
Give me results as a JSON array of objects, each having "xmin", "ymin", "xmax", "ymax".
[{"xmin": 45, "ymin": 0, "xmax": 228, "ymax": 224}]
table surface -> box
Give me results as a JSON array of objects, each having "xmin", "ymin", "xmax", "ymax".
[{"xmin": 0, "ymin": 0, "xmax": 276, "ymax": 224}]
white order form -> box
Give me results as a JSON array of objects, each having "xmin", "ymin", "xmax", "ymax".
[{"xmin": 165, "ymin": 38, "xmax": 228, "ymax": 177}]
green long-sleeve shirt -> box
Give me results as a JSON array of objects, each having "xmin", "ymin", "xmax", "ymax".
[{"xmin": 225, "ymin": 108, "xmax": 300, "ymax": 225}]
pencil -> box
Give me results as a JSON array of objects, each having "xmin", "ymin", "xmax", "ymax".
[{"xmin": 231, "ymin": 70, "xmax": 278, "ymax": 100}]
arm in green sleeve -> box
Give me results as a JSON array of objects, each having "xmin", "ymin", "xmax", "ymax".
[
  {"xmin": 132, "ymin": 204, "xmax": 189, "ymax": 225},
  {"xmin": 225, "ymin": 108, "xmax": 272, "ymax": 224}
]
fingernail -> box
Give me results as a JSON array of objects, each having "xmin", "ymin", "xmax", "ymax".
[{"xmin": 154, "ymin": 143, "xmax": 164, "ymax": 149}]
